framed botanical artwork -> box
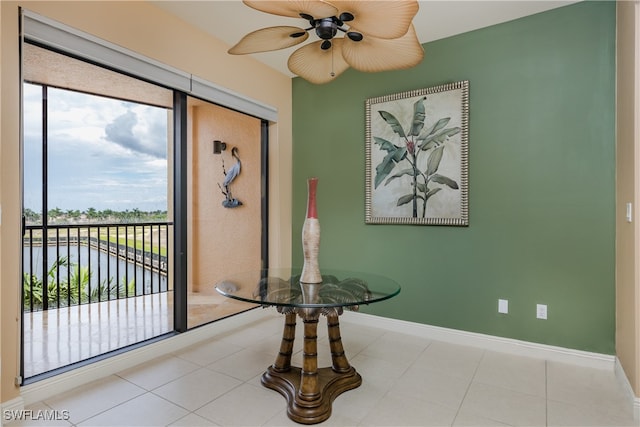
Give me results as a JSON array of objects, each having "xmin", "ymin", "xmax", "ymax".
[{"xmin": 365, "ymin": 81, "xmax": 469, "ymax": 226}]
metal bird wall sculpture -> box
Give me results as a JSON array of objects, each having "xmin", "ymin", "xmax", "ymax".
[{"xmin": 218, "ymin": 146, "xmax": 243, "ymax": 208}]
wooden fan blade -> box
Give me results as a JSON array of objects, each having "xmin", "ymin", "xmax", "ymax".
[
  {"xmin": 243, "ymin": 1, "xmax": 338, "ymax": 19},
  {"xmin": 342, "ymin": 24, "xmax": 424, "ymax": 72},
  {"xmin": 329, "ymin": 0, "xmax": 418, "ymax": 39},
  {"xmin": 228, "ymin": 26, "xmax": 309, "ymax": 54},
  {"xmin": 288, "ymin": 39, "xmax": 350, "ymax": 84}
]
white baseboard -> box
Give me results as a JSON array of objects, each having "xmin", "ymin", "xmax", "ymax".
[
  {"xmin": 18, "ymin": 308, "xmax": 268, "ymax": 407},
  {"xmin": 341, "ymin": 311, "xmax": 616, "ymax": 370}
]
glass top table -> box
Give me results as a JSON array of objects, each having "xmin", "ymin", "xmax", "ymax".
[
  {"xmin": 215, "ymin": 269, "xmax": 400, "ymax": 424},
  {"xmin": 215, "ymin": 268, "xmax": 401, "ymax": 310}
]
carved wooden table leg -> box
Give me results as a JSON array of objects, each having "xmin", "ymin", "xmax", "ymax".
[
  {"xmin": 327, "ymin": 313, "xmax": 350, "ymax": 373},
  {"xmin": 298, "ymin": 315, "xmax": 321, "ymax": 402},
  {"xmin": 272, "ymin": 312, "xmax": 296, "ymax": 372},
  {"xmin": 261, "ymin": 310, "xmax": 362, "ymax": 424}
]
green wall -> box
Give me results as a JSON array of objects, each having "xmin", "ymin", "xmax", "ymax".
[{"xmin": 291, "ymin": 1, "xmax": 616, "ymax": 354}]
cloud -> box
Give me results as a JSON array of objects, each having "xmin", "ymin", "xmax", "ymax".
[
  {"xmin": 23, "ymin": 83, "xmax": 169, "ymax": 212},
  {"xmin": 105, "ymin": 110, "xmax": 166, "ymax": 159}
]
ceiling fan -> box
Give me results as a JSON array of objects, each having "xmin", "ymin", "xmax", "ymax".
[{"xmin": 228, "ymin": 0, "xmax": 424, "ymax": 84}]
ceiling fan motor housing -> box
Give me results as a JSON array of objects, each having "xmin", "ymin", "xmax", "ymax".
[{"xmin": 315, "ymin": 17, "xmax": 338, "ymax": 39}]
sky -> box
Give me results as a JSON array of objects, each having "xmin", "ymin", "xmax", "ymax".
[{"xmin": 23, "ymin": 83, "xmax": 169, "ymax": 213}]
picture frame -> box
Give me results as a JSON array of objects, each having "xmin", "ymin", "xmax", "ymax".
[{"xmin": 365, "ymin": 81, "xmax": 469, "ymax": 226}]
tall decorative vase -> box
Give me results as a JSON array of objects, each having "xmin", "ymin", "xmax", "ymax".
[{"xmin": 300, "ymin": 177, "xmax": 322, "ymax": 284}]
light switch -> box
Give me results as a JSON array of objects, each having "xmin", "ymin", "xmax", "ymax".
[{"xmin": 626, "ymin": 203, "xmax": 633, "ymax": 223}]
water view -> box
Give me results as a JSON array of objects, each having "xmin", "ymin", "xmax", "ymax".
[{"xmin": 22, "ymin": 222, "xmax": 171, "ymax": 312}]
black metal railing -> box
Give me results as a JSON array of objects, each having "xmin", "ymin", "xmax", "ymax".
[{"xmin": 22, "ymin": 221, "xmax": 172, "ymax": 312}]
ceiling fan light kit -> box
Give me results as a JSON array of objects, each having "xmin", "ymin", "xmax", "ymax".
[{"xmin": 228, "ymin": 0, "xmax": 424, "ymax": 84}]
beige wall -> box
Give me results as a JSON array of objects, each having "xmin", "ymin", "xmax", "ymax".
[
  {"xmin": 188, "ymin": 100, "xmax": 263, "ymax": 293},
  {"xmin": 0, "ymin": 0, "xmax": 292, "ymax": 403},
  {"xmin": 616, "ymin": 1, "xmax": 640, "ymax": 397},
  {"xmin": 0, "ymin": 0, "xmax": 5, "ymax": 406},
  {"xmin": 0, "ymin": 0, "xmax": 3, "ymax": 407},
  {"xmin": 1, "ymin": 0, "xmax": 22, "ymax": 404},
  {"xmin": 187, "ymin": 99, "xmax": 262, "ymax": 327}
]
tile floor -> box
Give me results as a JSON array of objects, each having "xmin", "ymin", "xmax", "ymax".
[{"xmin": 8, "ymin": 311, "xmax": 637, "ymax": 426}]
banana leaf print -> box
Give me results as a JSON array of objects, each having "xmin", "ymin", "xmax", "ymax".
[
  {"xmin": 373, "ymin": 96, "xmax": 461, "ymax": 219},
  {"xmin": 365, "ymin": 81, "xmax": 469, "ymax": 226}
]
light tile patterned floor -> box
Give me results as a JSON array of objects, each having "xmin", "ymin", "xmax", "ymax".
[{"xmin": 8, "ymin": 311, "xmax": 637, "ymax": 426}]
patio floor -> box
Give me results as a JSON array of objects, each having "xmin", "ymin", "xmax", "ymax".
[{"xmin": 23, "ymin": 291, "xmax": 254, "ymax": 379}]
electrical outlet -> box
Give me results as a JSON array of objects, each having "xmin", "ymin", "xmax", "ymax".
[
  {"xmin": 498, "ymin": 299, "xmax": 508, "ymax": 314},
  {"xmin": 536, "ymin": 304, "xmax": 547, "ymax": 320}
]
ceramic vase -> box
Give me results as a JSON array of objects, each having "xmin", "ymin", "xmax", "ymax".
[{"xmin": 300, "ymin": 177, "xmax": 322, "ymax": 284}]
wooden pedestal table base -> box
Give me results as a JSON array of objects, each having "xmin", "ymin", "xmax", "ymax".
[{"xmin": 261, "ymin": 310, "xmax": 362, "ymax": 424}]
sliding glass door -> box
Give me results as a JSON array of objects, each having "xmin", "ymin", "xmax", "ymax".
[
  {"xmin": 21, "ymin": 43, "xmax": 175, "ymax": 380},
  {"xmin": 20, "ymin": 11, "xmax": 271, "ymax": 383}
]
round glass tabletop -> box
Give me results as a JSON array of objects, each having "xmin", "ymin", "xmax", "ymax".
[{"xmin": 215, "ymin": 268, "xmax": 401, "ymax": 309}]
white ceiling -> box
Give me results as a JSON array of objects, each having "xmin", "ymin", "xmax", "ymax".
[{"xmin": 152, "ymin": 0, "xmax": 579, "ymax": 78}]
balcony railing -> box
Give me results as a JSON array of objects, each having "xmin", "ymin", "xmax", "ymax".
[{"xmin": 22, "ymin": 221, "xmax": 172, "ymax": 312}]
